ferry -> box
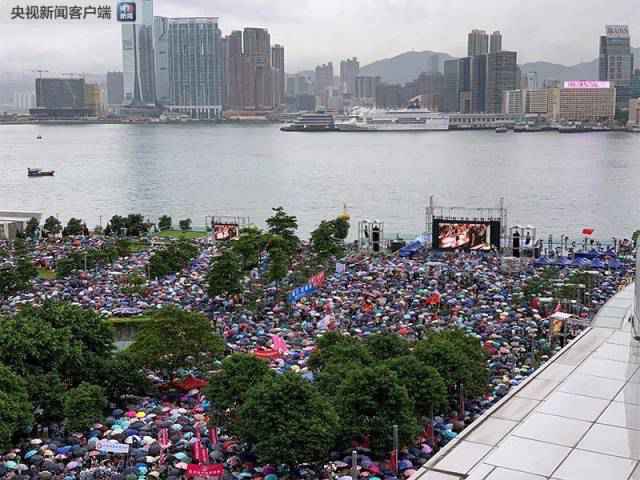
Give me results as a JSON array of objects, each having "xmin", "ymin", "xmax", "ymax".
[
  {"xmin": 495, "ymin": 126, "xmax": 508, "ymax": 133},
  {"xmin": 280, "ymin": 112, "xmax": 337, "ymax": 132},
  {"xmin": 28, "ymin": 168, "xmax": 55, "ymax": 177},
  {"xmin": 336, "ymin": 101, "xmax": 449, "ymax": 132}
]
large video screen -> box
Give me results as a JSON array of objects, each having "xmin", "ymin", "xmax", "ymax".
[
  {"xmin": 213, "ymin": 223, "xmax": 239, "ymax": 241},
  {"xmin": 433, "ymin": 220, "xmax": 500, "ymax": 250}
]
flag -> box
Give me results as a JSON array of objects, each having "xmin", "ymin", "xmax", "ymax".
[
  {"xmin": 582, "ymin": 228, "xmax": 594, "ymax": 236},
  {"xmin": 553, "ymin": 302, "xmax": 562, "ymax": 314},
  {"xmin": 209, "ymin": 426, "xmax": 218, "ymax": 449},
  {"xmin": 426, "ymin": 291, "xmax": 441, "ymax": 305},
  {"xmin": 192, "ymin": 440, "xmax": 208, "ymax": 464},
  {"xmin": 158, "ymin": 428, "xmax": 170, "ymax": 449},
  {"xmin": 389, "ymin": 449, "xmax": 398, "ymax": 473},
  {"xmin": 270, "ymin": 334, "xmax": 289, "ymax": 354}
]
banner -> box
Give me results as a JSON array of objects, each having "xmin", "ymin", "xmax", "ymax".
[
  {"xmin": 96, "ymin": 440, "xmax": 130, "ymax": 454},
  {"xmin": 288, "ymin": 271, "xmax": 325, "ymax": 303},
  {"xmin": 186, "ymin": 464, "xmax": 224, "ymax": 478},
  {"xmin": 336, "ymin": 262, "xmax": 346, "ymax": 274}
]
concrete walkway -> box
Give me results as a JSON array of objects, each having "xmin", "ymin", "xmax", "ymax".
[{"xmin": 412, "ymin": 284, "xmax": 640, "ymax": 480}]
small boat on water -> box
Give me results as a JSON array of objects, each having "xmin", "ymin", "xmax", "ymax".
[
  {"xmin": 495, "ymin": 126, "xmax": 508, "ymax": 133},
  {"xmin": 28, "ymin": 168, "xmax": 55, "ymax": 177},
  {"xmin": 36, "ymin": 135, "xmax": 42, "ymax": 140}
]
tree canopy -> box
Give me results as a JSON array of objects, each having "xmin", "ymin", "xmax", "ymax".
[
  {"xmin": 128, "ymin": 307, "xmax": 224, "ymax": 379},
  {"xmin": 63, "ymin": 217, "xmax": 84, "ymax": 236},
  {"xmin": 266, "ymin": 207, "xmax": 299, "ymax": 253},
  {"xmin": 43, "ymin": 216, "xmax": 62, "ymax": 236},
  {"xmin": 158, "ymin": 215, "xmax": 172, "ymax": 231},
  {"xmin": 237, "ymin": 372, "xmax": 338, "ymax": 468},
  {"xmin": 149, "ymin": 239, "xmax": 198, "ymax": 279},
  {"xmin": 63, "ymin": 383, "xmax": 107, "ymax": 433},
  {"xmin": 208, "ymin": 249, "xmax": 244, "ymax": 297},
  {"xmin": 365, "ymin": 333, "xmax": 410, "ymax": 361},
  {"xmin": 205, "ymin": 353, "xmax": 275, "ymax": 414},
  {"xmin": 414, "ymin": 329, "xmax": 488, "ymax": 399},
  {"xmin": 0, "ymin": 363, "xmax": 33, "ymax": 450},
  {"xmin": 334, "ymin": 365, "xmax": 419, "ymax": 456}
]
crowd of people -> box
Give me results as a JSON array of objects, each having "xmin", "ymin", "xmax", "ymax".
[{"xmin": 0, "ymin": 233, "xmax": 636, "ymax": 479}]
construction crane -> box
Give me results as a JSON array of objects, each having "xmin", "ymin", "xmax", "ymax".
[{"xmin": 32, "ymin": 69, "xmax": 49, "ymax": 79}]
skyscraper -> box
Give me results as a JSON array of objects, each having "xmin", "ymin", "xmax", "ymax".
[
  {"xmin": 243, "ymin": 27, "xmax": 273, "ymax": 109},
  {"xmin": 272, "ymin": 44, "xmax": 285, "ymax": 107},
  {"xmin": 486, "ymin": 51, "xmax": 518, "ymax": 113},
  {"xmin": 122, "ymin": 0, "xmax": 156, "ymax": 105},
  {"xmin": 106, "ymin": 72, "xmax": 124, "ymax": 105},
  {"xmin": 315, "ymin": 63, "xmax": 334, "ymax": 95},
  {"xmin": 151, "ymin": 16, "xmax": 223, "ymax": 119},
  {"xmin": 490, "ymin": 31, "xmax": 502, "ymax": 53},
  {"xmin": 224, "ymin": 31, "xmax": 244, "ymax": 108},
  {"xmin": 443, "ymin": 59, "xmax": 460, "ymax": 112},
  {"xmin": 468, "ymin": 29, "xmax": 489, "ymax": 57},
  {"xmin": 340, "ymin": 57, "xmax": 360, "ymax": 95},
  {"xmin": 471, "ymin": 54, "xmax": 488, "ymax": 112},
  {"xmin": 599, "ymin": 25, "xmax": 634, "ymax": 109}
]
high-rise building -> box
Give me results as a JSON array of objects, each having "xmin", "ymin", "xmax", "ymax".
[
  {"xmin": 340, "ymin": 57, "xmax": 359, "ymax": 95},
  {"xmin": 122, "ymin": 0, "xmax": 156, "ymax": 105},
  {"xmin": 471, "ymin": 54, "xmax": 488, "ymax": 112},
  {"xmin": 153, "ymin": 16, "xmax": 170, "ymax": 106},
  {"xmin": 632, "ymin": 69, "xmax": 640, "ymax": 98},
  {"xmin": 458, "ymin": 57, "xmax": 472, "ymax": 113},
  {"xmin": 599, "ymin": 25, "xmax": 634, "ymax": 109},
  {"xmin": 31, "ymin": 78, "xmax": 89, "ymax": 118},
  {"xmin": 223, "ymin": 31, "xmax": 244, "ymax": 108},
  {"xmin": 443, "ymin": 59, "xmax": 460, "ymax": 112},
  {"xmin": 416, "ymin": 72, "xmax": 445, "ymax": 111},
  {"xmin": 430, "ymin": 54, "xmax": 440, "ymax": 74},
  {"xmin": 490, "ymin": 31, "xmax": 502, "ymax": 53},
  {"xmin": 154, "ymin": 17, "xmax": 223, "ymax": 119},
  {"xmin": 243, "ymin": 27, "xmax": 273, "ymax": 110},
  {"xmin": 468, "ymin": 29, "xmax": 489, "ymax": 56},
  {"xmin": 106, "ymin": 72, "xmax": 124, "ymax": 106},
  {"xmin": 272, "ymin": 44, "xmax": 285, "ymax": 107},
  {"xmin": 355, "ymin": 76, "xmax": 380, "ymax": 104},
  {"xmin": 523, "ymin": 71, "xmax": 538, "ymax": 90},
  {"xmin": 486, "ymin": 51, "xmax": 518, "ymax": 113},
  {"xmin": 315, "ymin": 63, "xmax": 334, "ymax": 95},
  {"xmin": 84, "ymin": 83, "xmax": 103, "ymax": 116},
  {"xmin": 557, "ymin": 81, "xmax": 616, "ymax": 121}
]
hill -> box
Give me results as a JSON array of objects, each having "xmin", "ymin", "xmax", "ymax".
[{"xmin": 359, "ymin": 50, "xmax": 455, "ymax": 84}]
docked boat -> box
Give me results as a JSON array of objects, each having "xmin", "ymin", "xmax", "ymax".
[
  {"xmin": 495, "ymin": 126, "xmax": 508, "ymax": 133},
  {"xmin": 558, "ymin": 124, "xmax": 592, "ymax": 133},
  {"xmin": 36, "ymin": 135, "xmax": 42, "ymax": 139},
  {"xmin": 28, "ymin": 168, "xmax": 55, "ymax": 177},
  {"xmin": 280, "ymin": 112, "xmax": 337, "ymax": 132},
  {"xmin": 628, "ymin": 125, "xmax": 640, "ymax": 133},
  {"xmin": 336, "ymin": 102, "xmax": 449, "ymax": 132}
]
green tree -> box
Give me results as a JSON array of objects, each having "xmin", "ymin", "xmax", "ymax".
[
  {"xmin": 104, "ymin": 215, "xmax": 126, "ymax": 236},
  {"xmin": 414, "ymin": 329, "xmax": 488, "ymax": 400},
  {"xmin": 386, "ymin": 355, "xmax": 448, "ymax": 418},
  {"xmin": 63, "ymin": 217, "xmax": 84, "ymax": 236},
  {"xmin": 205, "ymin": 353, "xmax": 275, "ymax": 413},
  {"xmin": 232, "ymin": 226, "xmax": 265, "ymax": 271},
  {"xmin": 266, "ymin": 207, "xmax": 299, "ymax": 253},
  {"xmin": 26, "ymin": 372, "xmax": 67, "ymax": 423},
  {"xmin": 115, "ymin": 239, "xmax": 132, "ymax": 258},
  {"xmin": 308, "ymin": 332, "xmax": 373, "ymax": 372},
  {"xmin": 0, "ymin": 303, "xmax": 114, "ymax": 383},
  {"xmin": 633, "ymin": 230, "xmax": 640, "ymax": 248},
  {"xmin": 96, "ymin": 352, "xmax": 153, "ymax": 405},
  {"xmin": 335, "ymin": 365, "xmax": 419, "ymax": 456},
  {"xmin": 179, "ymin": 218, "xmax": 192, "ymax": 231},
  {"xmin": 208, "ymin": 249, "xmax": 243, "ymax": 297},
  {"xmin": 615, "ymin": 108, "xmax": 629, "ymax": 125},
  {"xmin": 63, "ymin": 382, "xmax": 107, "ymax": 433},
  {"xmin": 266, "ymin": 244, "xmax": 289, "ymax": 285},
  {"xmin": 311, "ymin": 220, "xmax": 344, "ymax": 260},
  {"xmin": 334, "ymin": 216, "xmax": 350, "ymax": 240},
  {"xmin": 364, "ymin": 333, "xmax": 410, "ymax": 361},
  {"xmin": 158, "ymin": 215, "xmax": 172, "ymax": 231},
  {"xmin": 237, "ymin": 372, "xmax": 338, "ymax": 469},
  {"xmin": 43, "ymin": 216, "xmax": 62, "ymax": 237},
  {"xmin": 25, "ymin": 217, "xmax": 40, "ymax": 239},
  {"xmin": 149, "ymin": 239, "xmax": 198, "ymax": 278},
  {"xmin": 128, "ymin": 307, "xmax": 223, "ymax": 379},
  {"xmin": 0, "ymin": 363, "xmax": 33, "ymax": 450}
]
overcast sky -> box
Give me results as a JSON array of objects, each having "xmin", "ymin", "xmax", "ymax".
[{"xmin": 0, "ymin": 0, "xmax": 637, "ymax": 75}]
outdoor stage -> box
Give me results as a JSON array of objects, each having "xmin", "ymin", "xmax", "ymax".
[{"xmin": 410, "ymin": 283, "xmax": 640, "ymax": 480}]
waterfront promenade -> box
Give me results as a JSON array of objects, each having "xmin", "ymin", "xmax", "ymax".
[{"xmin": 412, "ymin": 283, "xmax": 640, "ymax": 480}]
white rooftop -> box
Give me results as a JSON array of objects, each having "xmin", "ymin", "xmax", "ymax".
[{"xmin": 412, "ymin": 283, "xmax": 640, "ymax": 480}]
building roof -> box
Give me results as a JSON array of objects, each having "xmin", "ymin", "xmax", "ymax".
[{"xmin": 411, "ymin": 284, "xmax": 639, "ymax": 480}]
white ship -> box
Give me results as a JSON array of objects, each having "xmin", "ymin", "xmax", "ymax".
[{"xmin": 337, "ymin": 102, "xmax": 449, "ymax": 132}]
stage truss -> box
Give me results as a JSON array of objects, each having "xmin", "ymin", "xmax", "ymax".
[{"xmin": 425, "ymin": 196, "xmax": 508, "ymax": 249}]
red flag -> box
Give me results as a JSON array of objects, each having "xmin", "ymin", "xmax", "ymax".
[
  {"xmin": 209, "ymin": 426, "xmax": 218, "ymax": 449},
  {"xmin": 270, "ymin": 334, "xmax": 289, "ymax": 354},
  {"xmin": 192, "ymin": 440, "xmax": 208, "ymax": 464},
  {"xmin": 158, "ymin": 428, "xmax": 170, "ymax": 449},
  {"xmin": 582, "ymin": 228, "xmax": 594, "ymax": 236},
  {"xmin": 389, "ymin": 449, "xmax": 398, "ymax": 473}
]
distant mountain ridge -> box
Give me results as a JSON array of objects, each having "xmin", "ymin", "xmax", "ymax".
[
  {"xmin": 353, "ymin": 47, "xmax": 640, "ymax": 85},
  {"xmin": 359, "ymin": 50, "xmax": 455, "ymax": 84}
]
